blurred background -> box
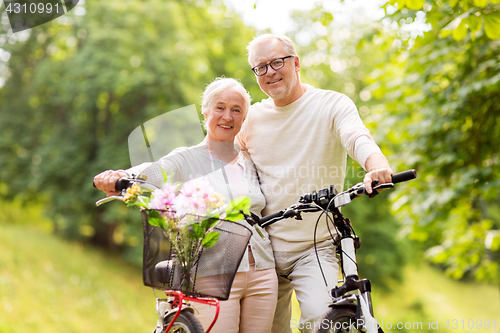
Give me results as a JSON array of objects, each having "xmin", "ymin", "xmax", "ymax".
[{"xmin": 0, "ymin": 0, "xmax": 499, "ymax": 332}]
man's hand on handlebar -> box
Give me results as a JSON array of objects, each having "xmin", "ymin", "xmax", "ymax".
[
  {"xmin": 94, "ymin": 170, "xmax": 126, "ymax": 197},
  {"xmin": 363, "ymin": 168, "xmax": 393, "ymax": 194},
  {"xmin": 363, "ymin": 153, "xmax": 393, "ymax": 194}
]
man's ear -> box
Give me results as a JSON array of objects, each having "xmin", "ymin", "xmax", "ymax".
[{"xmin": 294, "ymin": 56, "xmax": 301, "ymax": 72}]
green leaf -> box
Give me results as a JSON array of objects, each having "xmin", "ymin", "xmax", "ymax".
[
  {"xmin": 225, "ymin": 196, "xmax": 252, "ymax": 221},
  {"xmin": 395, "ymin": 0, "xmax": 406, "ymax": 8},
  {"xmin": 149, "ymin": 209, "xmax": 160, "ymax": 219},
  {"xmin": 225, "ymin": 211, "xmax": 245, "ymax": 222},
  {"xmin": 201, "ymin": 217, "xmax": 219, "ymax": 231},
  {"xmin": 450, "ymin": 0, "xmax": 459, "ymax": 7},
  {"xmin": 473, "ymin": 0, "xmax": 489, "ymax": 7},
  {"xmin": 321, "ymin": 12, "xmax": 333, "ymax": 26},
  {"xmin": 202, "ymin": 231, "xmax": 220, "ymax": 248},
  {"xmin": 405, "ymin": 0, "xmax": 425, "ymax": 10},
  {"xmin": 188, "ymin": 223, "xmax": 203, "ymax": 239},
  {"xmin": 452, "ymin": 20, "xmax": 468, "ymax": 41},
  {"xmin": 466, "ymin": 15, "xmax": 482, "ymax": 33},
  {"xmin": 161, "ymin": 168, "xmax": 169, "ymax": 184},
  {"xmin": 439, "ymin": 29, "xmax": 453, "ymax": 38},
  {"xmin": 484, "ymin": 12, "xmax": 500, "ymax": 39},
  {"xmin": 490, "ymin": 236, "xmax": 500, "ymax": 251},
  {"xmin": 136, "ymin": 196, "xmax": 150, "ymax": 208},
  {"xmin": 148, "ymin": 211, "xmax": 165, "ymax": 228},
  {"xmin": 126, "ymin": 201, "xmax": 141, "ymax": 208}
]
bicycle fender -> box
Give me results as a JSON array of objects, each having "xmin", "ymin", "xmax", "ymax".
[
  {"xmin": 329, "ymin": 297, "xmax": 357, "ymax": 311},
  {"xmin": 165, "ymin": 305, "xmax": 195, "ymax": 319}
]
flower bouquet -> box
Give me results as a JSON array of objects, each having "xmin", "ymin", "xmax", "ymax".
[{"xmin": 123, "ymin": 173, "xmax": 251, "ymax": 292}]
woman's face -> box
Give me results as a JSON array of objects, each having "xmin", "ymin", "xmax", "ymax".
[{"xmin": 204, "ymin": 89, "xmax": 246, "ymax": 143}]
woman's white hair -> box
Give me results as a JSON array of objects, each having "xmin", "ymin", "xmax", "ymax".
[
  {"xmin": 200, "ymin": 77, "xmax": 251, "ymax": 130},
  {"xmin": 247, "ymin": 34, "xmax": 298, "ymax": 66},
  {"xmin": 201, "ymin": 77, "xmax": 251, "ymax": 116}
]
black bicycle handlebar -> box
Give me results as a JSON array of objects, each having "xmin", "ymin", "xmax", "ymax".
[
  {"xmin": 92, "ymin": 178, "xmax": 131, "ymax": 192},
  {"xmin": 115, "ymin": 178, "xmax": 131, "ymax": 191},
  {"xmin": 252, "ymin": 169, "xmax": 417, "ymax": 227},
  {"xmin": 262, "ymin": 210, "xmax": 285, "ymax": 221},
  {"xmin": 391, "ymin": 169, "xmax": 417, "ymax": 184}
]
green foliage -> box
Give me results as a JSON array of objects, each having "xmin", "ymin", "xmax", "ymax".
[
  {"xmin": 367, "ymin": 0, "xmax": 500, "ymax": 282},
  {"xmin": 386, "ymin": 0, "xmax": 500, "ymax": 41},
  {"xmin": 0, "ymin": 0, "xmax": 257, "ymax": 258}
]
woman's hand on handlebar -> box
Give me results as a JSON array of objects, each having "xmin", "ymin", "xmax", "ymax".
[{"xmin": 94, "ymin": 170, "xmax": 126, "ymax": 196}]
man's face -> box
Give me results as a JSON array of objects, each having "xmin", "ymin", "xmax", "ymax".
[{"xmin": 252, "ymin": 39, "xmax": 299, "ymax": 106}]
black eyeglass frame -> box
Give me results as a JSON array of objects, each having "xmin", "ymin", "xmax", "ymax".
[{"xmin": 251, "ymin": 55, "xmax": 294, "ymax": 76}]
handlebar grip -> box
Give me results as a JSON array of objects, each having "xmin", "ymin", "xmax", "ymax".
[
  {"xmin": 93, "ymin": 178, "xmax": 130, "ymax": 191},
  {"xmin": 391, "ymin": 169, "xmax": 417, "ymax": 184},
  {"xmin": 115, "ymin": 178, "xmax": 131, "ymax": 191},
  {"xmin": 259, "ymin": 211, "xmax": 284, "ymax": 225}
]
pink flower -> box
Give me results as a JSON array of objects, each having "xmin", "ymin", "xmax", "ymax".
[
  {"xmin": 177, "ymin": 178, "xmax": 214, "ymax": 215},
  {"xmin": 149, "ymin": 183, "xmax": 177, "ymax": 218},
  {"xmin": 180, "ymin": 177, "xmax": 213, "ymax": 199},
  {"xmin": 171, "ymin": 192, "xmax": 191, "ymax": 217}
]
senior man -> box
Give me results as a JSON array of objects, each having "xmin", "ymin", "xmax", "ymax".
[{"xmin": 235, "ymin": 34, "xmax": 393, "ymax": 333}]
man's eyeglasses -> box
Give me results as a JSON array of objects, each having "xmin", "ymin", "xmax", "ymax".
[{"xmin": 251, "ymin": 56, "xmax": 294, "ymax": 76}]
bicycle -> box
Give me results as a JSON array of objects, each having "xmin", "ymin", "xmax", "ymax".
[
  {"xmin": 95, "ymin": 175, "xmax": 253, "ymax": 333},
  {"xmin": 245, "ymin": 170, "xmax": 417, "ymax": 333}
]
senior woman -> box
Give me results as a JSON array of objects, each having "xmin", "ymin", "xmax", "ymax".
[{"xmin": 94, "ymin": 78, "xmax": 278, "ymax": 333}]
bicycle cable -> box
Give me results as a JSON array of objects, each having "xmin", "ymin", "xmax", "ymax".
[
  {"xmin": 312, "ymin": 202, "xmax": 337, "ymax": 291},
  {"xmin": 325, "ymin": 196, "xmax": 359, "ymax": 277}
]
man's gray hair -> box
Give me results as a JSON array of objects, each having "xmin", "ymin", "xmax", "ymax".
[
  {"xmin": 247, "ymin": 34, "xmax": 298, "ymax": 66},
  {"xmin": 201, "ymin": 77, "xmax": 251, "ymax": 122}
]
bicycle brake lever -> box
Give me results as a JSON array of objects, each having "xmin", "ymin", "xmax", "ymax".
[
  {"xmin": 368, "ymin": 183, "xmax": 394, "ymax": 198},
  {"xmin": 96, "ymin": 195, "xmax": 124, "ymax": 206},
  {"xmin": 245, "ymin": 213, "xmax": 266, "ymax": 240},
  {"xmin": 253, "ymin": 226, "xmax": 266, "ymax": 240}
]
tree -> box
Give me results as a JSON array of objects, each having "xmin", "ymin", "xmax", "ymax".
[
  {"xmin": 366, "ymin": 0, "xmax": 500, "ymax": 282},
  {"xmin": 0, "ymin": 0, "xmax": 257, "ymax": 257}
]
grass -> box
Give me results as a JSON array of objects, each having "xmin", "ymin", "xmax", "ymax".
[
  {"xmin": 290, "ymin": 263, "xmax": 500, "ymax": 333},
  {"xmin": 373, "ymin": 263, "xmax": 500, "ymax": 332},
  {"xmin": 0, "ymin": 224, "xmax": 157, "ymax": 333}
]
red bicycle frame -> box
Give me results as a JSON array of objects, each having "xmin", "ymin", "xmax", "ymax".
[{"xmin": 162, "ymin": 290, "xmax": 220, "ymax": 333}]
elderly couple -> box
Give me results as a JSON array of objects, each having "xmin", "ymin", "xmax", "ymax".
[{"xmin": 94, "ymin": 34, "xmax": 393, "ymax": 333}]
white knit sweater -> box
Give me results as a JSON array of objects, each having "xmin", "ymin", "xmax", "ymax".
[{"xmin": 236, "ymin": 84, "xmax": 383, "ymax": 251}]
